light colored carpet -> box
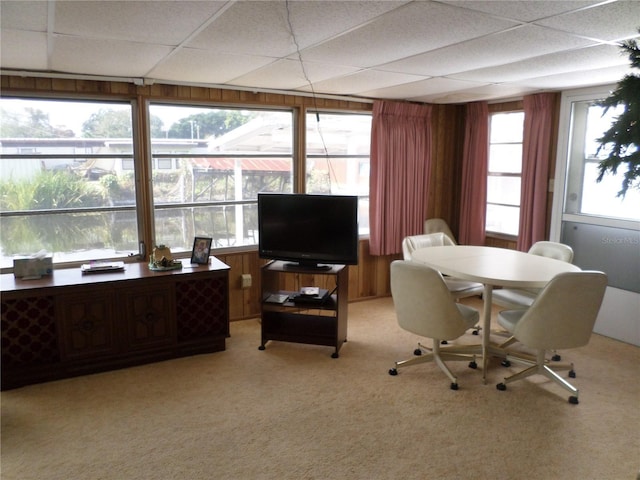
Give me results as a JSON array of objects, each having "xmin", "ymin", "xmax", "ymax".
[{"xmin": 1, "ymin": 296, "xmax": 639, "ymax": 480}]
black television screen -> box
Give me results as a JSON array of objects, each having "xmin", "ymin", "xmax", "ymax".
[{"xmin": 258, "ymin": 193, "xmax": 359, "ymax": 269}]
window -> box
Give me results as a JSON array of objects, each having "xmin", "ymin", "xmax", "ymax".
[
  {"xmin": 148, "ymin": 104, "xmax": 294, "ymax": 253},
  {"xmin": 305, "ymin": 111, "xmax": 372, "ymax": 235},
  {"xmin": 486, "ymin": 112, "xmax": 524, "ymax": 236},
  {"xmin": 564, "ymin": 100, "xmax": 640, "ymax": 221},
  {"xmin": 0, "ymin": 95, "xmax": 370, "ymax": 271},
  {"xmin": 0, "ymin": 97, "xmax": 139, "ymax": 268}
]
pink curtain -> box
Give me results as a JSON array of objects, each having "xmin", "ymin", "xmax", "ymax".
[
  {"xmin": 369, "ymin": 100, "xmax": 433, "ymax": 256},
  {"xmin": 517, "ymin": 93, "xmax": 557, "ymax": 251},
  {"xmin": 458, "ymin": 102, "xmax": 488, "ymax": 246}
]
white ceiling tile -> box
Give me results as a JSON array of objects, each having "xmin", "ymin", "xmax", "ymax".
[
  {"xmin": 377, "ymin": 24, "xmax": 594, "ymax": 77},
  {"xmin": 282, "ymin": 1, "xmax": 410, "ymax": 46},
  {"xmin": 450, "ymin": 44, "xmax": 629, "ymax": 83},
  {"xmin": 300, "ymin": 1, "xmax": 519, "ymax": 68},
  {"xmin": 303, "ymin": 69, "xmax": 428, "ymax": 95},
  {"xmin": 0, "ymin": 30, "xmax": 48, "ymax": 70},
  {"xmin": 1, "ymin": 0, "xmax": 636, "ymax": 103},
  {"xmin": 187, "ymin": 2, "xmax": 292, "ymax": 56},
  {"xmin": 51, "ymin": 37, "xmax": 173, "ymax": 78},
  {"xmin": 535, "ymin": 1, "xmax": 640, "ymax": 41},
  {"xmin": 358, "ymin": 76, "xmax": 484, "ymax": 100},
  {"xmin": 148, "ymin": 48, "xmax": 276, "ymax": 85},
  {"xmin": 0, "ymin": 0, "xmax": 48, "ymax": 30},
  {"xmin": 54, "ymin": 1, "xmax": 227, "ymax": 45},
  {"xmin": 413, "ymin": 84, "xmax": 540, "ymax": 104},
  {"xmin": 438, "ymin": 1, "xmax": 600, "ymax": 22},
  {"xmin": 233, "ymin": 58, "xmax": 360, "ymax": 91},
  {"xmin": 512, "ymin": 64, "xmax": 633, "ymax": 90},
  {"xmin": 189, "ymin": 1, "xmax": 406, "ymax": 56}
]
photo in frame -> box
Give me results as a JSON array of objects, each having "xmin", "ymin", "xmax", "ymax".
[{"xmin": 190, "ymin": 237, "xmax": 212, "ymax": 265}]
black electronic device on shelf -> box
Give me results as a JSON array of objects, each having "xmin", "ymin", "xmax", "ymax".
[
  {"xmin": 290, "ymin": 288, "xmax": 331, "ymax": 305},
  {"xmin": 257, "ymin": 193, "xmax": 359, "ymax": 270}
]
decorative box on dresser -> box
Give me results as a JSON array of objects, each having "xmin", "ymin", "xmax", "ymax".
[{"xmin": 0, "ymin": 258, "xmax": 230, "ymax": 390}]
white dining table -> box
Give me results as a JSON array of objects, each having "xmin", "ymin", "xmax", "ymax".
[{"xmin": 410, "ymin": 245, "xmax": 582, "ymax": 382}]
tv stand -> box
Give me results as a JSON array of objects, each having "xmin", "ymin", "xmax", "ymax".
[{"xmin": 259, "ymin": 260, "xmax": 348, "ymax": 358}]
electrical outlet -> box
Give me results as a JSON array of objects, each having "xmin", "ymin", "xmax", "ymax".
[{"xmin": 241, "ymin": 273, "xmax": 252, "ymax": 289}]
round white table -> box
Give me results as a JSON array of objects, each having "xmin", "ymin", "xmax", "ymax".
[{"xmin": 410, "ymin": 245, "xmax": 581, "ymax": 381}]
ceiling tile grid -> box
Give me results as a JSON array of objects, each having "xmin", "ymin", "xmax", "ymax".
[{"xmin": 0, "ymin": 0, "xmax": 637, "ymax": 103}]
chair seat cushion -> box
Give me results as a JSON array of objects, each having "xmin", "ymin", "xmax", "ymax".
[
  {"xmin": 492, "ymin": 288, "xmax": 538, "ymax": 308},
  {"xmin": 497, "ymin": 309, "xmax": 527, "ymax": 334},
  {"xmin": 444, "ymin": 278, "xmax": 484, "ymax": 293},
  {"xmin": 456, "ymin": 303, "xmax": 480, "ymax": 328}
]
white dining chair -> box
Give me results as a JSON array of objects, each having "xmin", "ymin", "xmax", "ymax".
[
  {"xmin": 492, "ymin": 241, "xmax": 574, "ymax": 311},
  {"xmin": 388, "ymin": 260, "xmax": 481, "ymax": 390},
  {"xmin": 495, "ymin": 270, "xmax": 607, "ymax": 404},
  {"xmin": 402, "ymin": 233, "xmax": 485, "ymax": 301},
  {"xmin": 493, "ymin": 241, "xmax": 575, "ymax": 362},
  {"xmin": 424, "ymin": 218, "xmax": 457, "ymax": 244}
]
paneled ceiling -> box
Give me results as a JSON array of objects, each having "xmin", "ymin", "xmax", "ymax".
[{"xmin": 1, "ymin": 0, "xmax": 638, "ymax": 104}]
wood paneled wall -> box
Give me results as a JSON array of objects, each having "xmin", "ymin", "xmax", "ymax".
[{"xmin": 0, "ymin": 75, "xmax": 472, "ymax": 320}]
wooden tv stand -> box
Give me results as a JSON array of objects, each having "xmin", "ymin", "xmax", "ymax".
[
  {"xmin": 259, "ymin": 261, "xmax": 348, "ymax": 358},
  {"xmin": 0, "ymin": 258, "xmax": 230, "ymax": 390}
]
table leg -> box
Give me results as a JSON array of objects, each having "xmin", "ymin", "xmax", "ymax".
[{"xmin": 482, "ymin": 284, "xmax": 493, "ymax": 384}]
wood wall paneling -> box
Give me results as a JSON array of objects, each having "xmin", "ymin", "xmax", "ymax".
[{"xmin": 1, "ymin": 74, "xmax": 492, "ymax": 320}]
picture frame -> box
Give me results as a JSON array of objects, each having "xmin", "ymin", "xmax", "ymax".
[{"xmin": 190, "ymin": 237, "xmax": 212, "ymax": 265}]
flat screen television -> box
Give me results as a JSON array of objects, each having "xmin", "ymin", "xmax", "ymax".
[{"xmin": 258, "ymin": 193, "xmax": 359, "ymax": 269}]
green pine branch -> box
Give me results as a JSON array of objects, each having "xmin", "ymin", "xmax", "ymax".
[{"xmin": 595, "ymin": 31, "xmax": 640, "ymax": 197}]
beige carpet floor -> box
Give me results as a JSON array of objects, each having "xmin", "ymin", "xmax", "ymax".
[{"xmin": 1, "ymin": 296, "xmax": 639, "ymax": 480}]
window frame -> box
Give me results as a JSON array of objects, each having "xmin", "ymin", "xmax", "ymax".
[
  {"xmin": 146, "ymin": 101, "xmax": 297, "ymax": 254},
  {"xmin": 0, "ymin": 90, "xmax": 373, "ymax": 273},
  {"xmin": 0, "ymin": 93, "xmax": 145, "ymax": 269},
  {"xmin": 304, "ymin": 108, "xmax": 372, "ymax": 236},
  {"xmin": 485, "ymin": 108, "xmax": 525, "ymax": 238}
]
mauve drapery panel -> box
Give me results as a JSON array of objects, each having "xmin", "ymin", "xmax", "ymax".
[
  {"xmin": 517, "ymin": 93, "xmax": 557, "ymax": 252},
  {"xmin": 458, "ymin": 102, "xmax": 488, "ymax": 246},
  {"xmin": 369, "ymin": 101, "xmax": 433, "ymax": 256}
]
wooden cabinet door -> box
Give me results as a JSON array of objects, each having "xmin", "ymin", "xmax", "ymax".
[
  {"xmin": 175, "ymin": 275, "xmax": 229, "ymax": 342},
  {"xmin": 121, "ymin": 284, "xmax": 176, "ymax": 350},
  {"xmin": 57, "ymin": 291, "xmax": 117, "ymax": 360}
]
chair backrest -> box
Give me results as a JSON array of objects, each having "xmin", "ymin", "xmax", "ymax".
[
  {"xmin": 528, "ymin": 241, "xmax": 574, "ymax": 263},
  {"xmin": 390, "ymin": 260, "xmax": 473, "ymax": 340},
  {"xmin": 402, "ymin": 232, "xmax": 455, "ymax": 261},
  {"xmin": 424, "ymin": 218, "xmax": 457, "ymax": 244},
  {"xmin": 512, "ymin": 271, "xmax": 608, "ymax": 350}
]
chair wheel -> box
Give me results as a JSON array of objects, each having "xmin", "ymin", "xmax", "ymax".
[
  {"xmin": 552, "ymin": 353, "xmax": 561, "ymax": 361},
  {"xmin": 496, "ymin": 383, "xmax": 507, "ymax": 391},
  {"xmin": 450, "ymin": 382, "xmax": 458, "ymax": 390},
  {"xmin": 389, "ymin": 368, "xmax": 398, "ymax": 376},
  {"xmin": 414, "ymin": 348, "xmax": 422, "ymax": 356},
  {"xmin": 331, "ymin": 352, "xmax": 339, "ymax": 359},
  {"xmin": 258, "ymin": 345, "xmax": 265, "ymax": 351},
  {"xmin": 569, "ymin": 396, "xmax": 579, "ymax": 404},
  {"xmin": 501, "ymin": 360, "xmax": 511, "ymax": 367},
  {"xmin": 472, "ymin": 329, "xmax": 479, "ymax": 335},
  {"xmin": 441, "ymin": 340, "xmax": 448, "ymax": 345},
  {"xmin": 468, "ymin": 361, "xmax": 477, "ymax": 369},
  {"xmin": 569, "ymin": 370, "xmax": 576, "ymax": 378}
]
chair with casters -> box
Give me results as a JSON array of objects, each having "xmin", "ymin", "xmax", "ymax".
[
  {"xmin": 424, "ymin": 218, "xmax": 457, "ymax": 244},
  {"xmin": 402, "ymin": 233, "xmax": 485, "ymax": 301},
  {"xmin": 492, "ymin": 241, "xmax": 574, "ymax": 359},
  {"xmin": 402, "ymin": 233, "xmax": 484, "ymax": 338},
  {"xmin": 388, "ymin": 260, "xmax": 481, "ymax": 390},
  {"xmin": 495, "ymin": 270, "xmax": 607, "ymax": 404}
]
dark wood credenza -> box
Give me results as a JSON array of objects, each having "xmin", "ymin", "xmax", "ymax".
[{"xmin": 0, "ymin": 258, "xmax": 230, "ymax": 390}]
